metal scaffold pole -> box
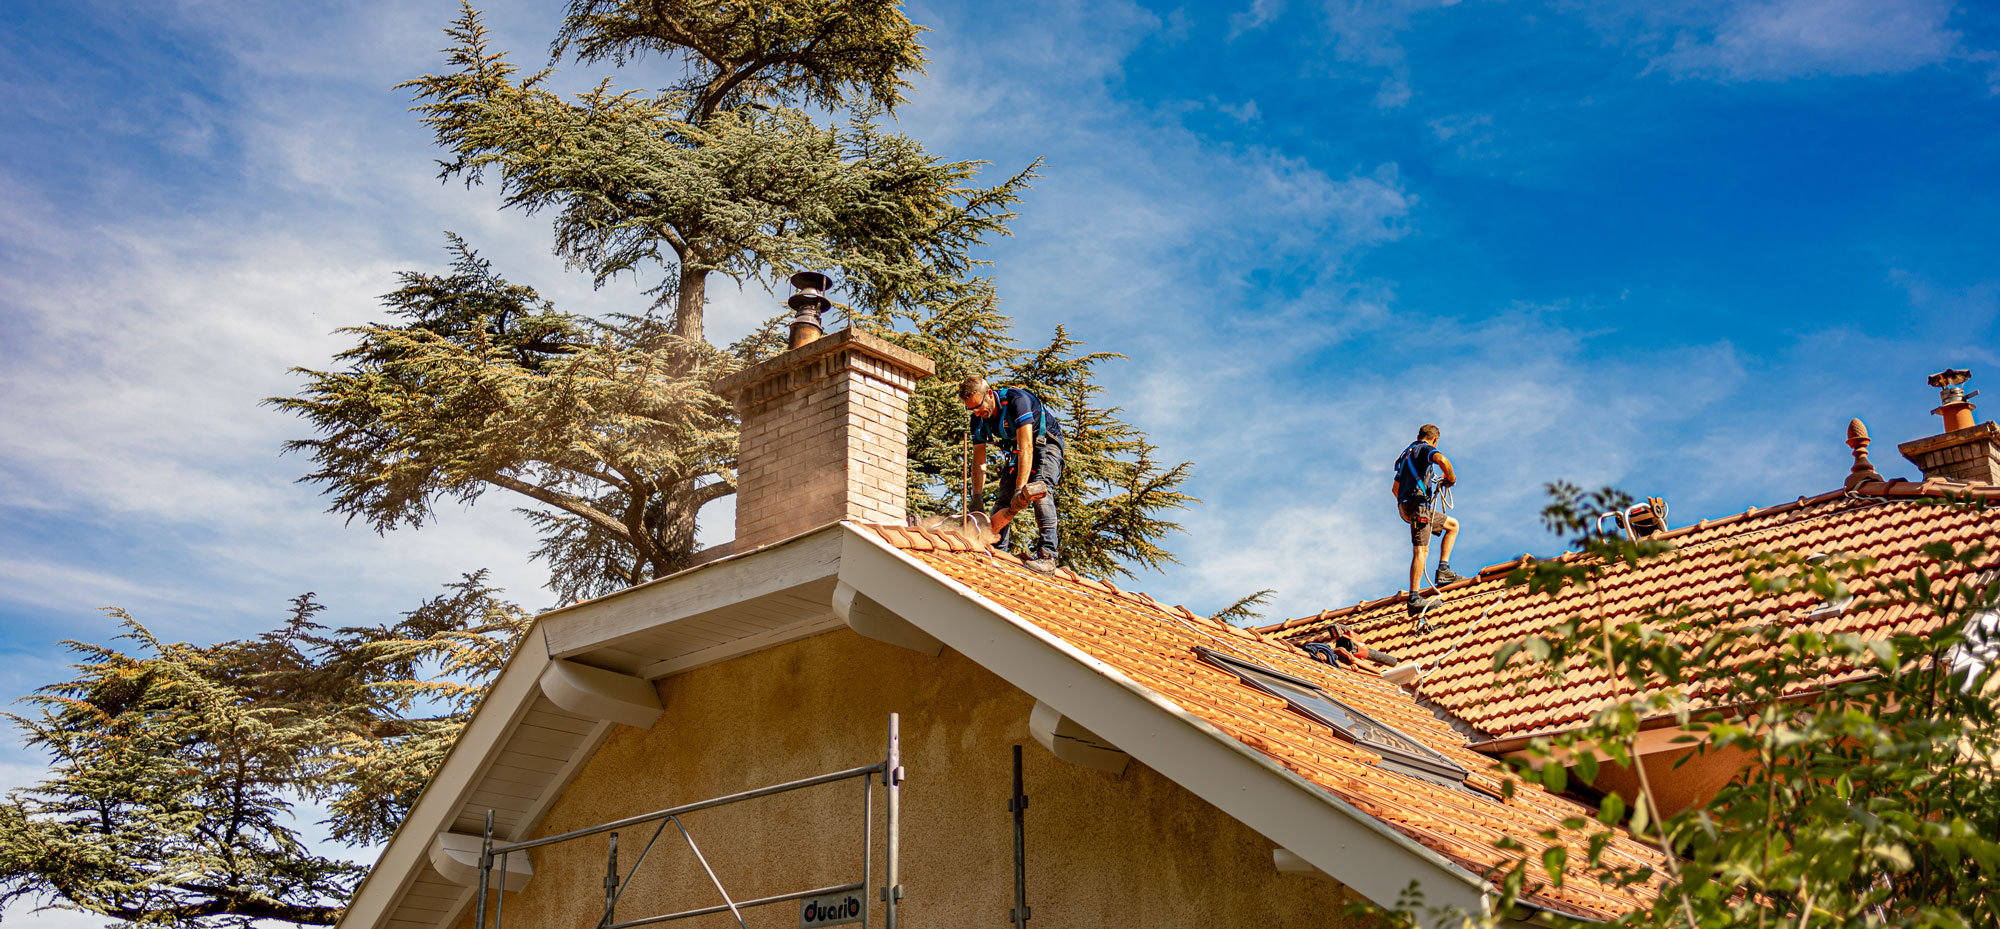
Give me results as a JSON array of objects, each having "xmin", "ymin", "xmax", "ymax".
[
  {"xmin": 475, "ymin": 810, "xmax": 493, "ymax": 929},
  {"xmin": 884, "ymin": 712, "xmax": 902, "ymax": 929},
  {"xmin": 1008, "ymin": 745, "xmax": 1030, "ymax": 928}
]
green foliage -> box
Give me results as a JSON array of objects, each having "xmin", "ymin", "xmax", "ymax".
[
  {"xmin": 274, "ymin": 237, "xmax": 739, "ymax": 603},
  {"xmin": 1370, "ymin": 484, "xmax": 2000, "ymax": 928},
  {"xmin": 403, "ymin": 1, "xmax": 1031, "ymax": 342},
  {"xmin": 1213, "ymin": 588, "xmax": 1278, "ymax": 625},
  {"xmin": 284, "ymin": 2, "xmax": 1189, "ymax": 598},
  {"xmin": 0, "ymin": 575, "xmax": 530, "ymax": 927}
]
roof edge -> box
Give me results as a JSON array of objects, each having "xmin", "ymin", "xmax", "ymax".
[
  {"xmin": 836, "ymin": 523, "xmax": 1498, "ymax": 920},
  {"xmin": 337, "ymin": 622, "xmax": 554, "ymax": 928}
]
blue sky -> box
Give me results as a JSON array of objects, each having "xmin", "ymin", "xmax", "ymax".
[{"xmin": 2, "ymin": 0, "xmax": 1998, "ymax": 904}]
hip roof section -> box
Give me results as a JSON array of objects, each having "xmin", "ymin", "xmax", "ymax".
[{"xmin": 1261, "ymin": 479, "xmax": 2000, "ymax": 741}]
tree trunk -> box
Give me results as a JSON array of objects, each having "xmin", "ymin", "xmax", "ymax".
[
  {"xmin": 676, "ymin": 266, "xmax": 707, "ymax": 342},
  {"xmin": 647, "ymin": 483, "xmax": 706, "ymax": 578}
]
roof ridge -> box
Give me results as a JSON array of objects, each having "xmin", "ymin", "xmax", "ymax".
[{"xmin": 1253, "ymin": 484, "xmax": 1911, "ymax": 634}]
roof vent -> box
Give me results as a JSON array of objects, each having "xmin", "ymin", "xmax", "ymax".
[
  {"xmin": 1592, "ymin": 498, "xmax": 1668, "ymax": 539},
  {"xmin": 1930, "ymin": 368, "xmax": 1978, "ymax": 432},
  {"xmin": 1898, "ymin": 368, "xmax": 2000, "ymax": 485},
  {"xmin": 786, "ymin": 271, "xmax": 832, "ymax": 349}
]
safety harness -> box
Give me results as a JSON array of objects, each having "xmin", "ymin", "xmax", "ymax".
[{"xmin": 974, "ymin": 387, "xmax": 1060, "ymax": 466}]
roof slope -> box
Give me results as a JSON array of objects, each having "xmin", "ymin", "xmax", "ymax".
[
  {"xmin": 1263, "ymin": 479, "xmax": 2000, "ymax": 741},
  {"xmin": 866, "ymin": 524, "xmax": 1665, "ymax": 921}
]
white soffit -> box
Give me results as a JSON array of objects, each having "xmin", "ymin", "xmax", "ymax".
[{"xmin": 1028, "ymin": 700, "xmax": 1130, "ymax": 774}]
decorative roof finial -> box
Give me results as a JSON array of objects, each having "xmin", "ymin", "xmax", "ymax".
[{"xmin": 1846, "ymin": 418, "xmax": 1883, "ymax": 489}]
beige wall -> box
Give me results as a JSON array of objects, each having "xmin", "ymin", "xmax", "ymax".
[{"xmin": 456, "ymin": 628, "xmax": 1373, "ymax": 929}]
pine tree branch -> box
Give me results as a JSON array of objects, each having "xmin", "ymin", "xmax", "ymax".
[{"xmin": 484, "ymin": 472, "xmax": 634, "ymax": 544}]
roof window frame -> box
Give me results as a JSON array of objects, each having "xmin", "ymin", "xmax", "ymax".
[{"xmin": 1193, "ymin": 647, "xmax": 1472, "ymax": 788}]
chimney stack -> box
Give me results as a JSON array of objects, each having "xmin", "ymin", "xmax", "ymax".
[
  {"xmin": 1898, "ymin": 368, "xmax": 2000, "ymax": 485},
  {"xmin": 715, "ymin": 289, "xmax": 934, "ymax": 549}
]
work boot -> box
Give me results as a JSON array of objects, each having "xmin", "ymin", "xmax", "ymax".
[
  {"xmin": 1435, "ymin": 565, "xmax": 1465, "ymax": 585},
  {"xmin": 1024, "ymin": 557, "xmax": 1057, "ymax": 575},
  {"xmin": 1406, "ymin": 593, "xmax": 1439, "ymax": 617}
]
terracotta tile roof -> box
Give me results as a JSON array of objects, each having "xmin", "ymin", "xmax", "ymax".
[
  {"xmin": 1260, "ymin": 479, "xmax": 2000, "ymax": 742},
  {"xmin": 864, "ymin": 523, "xmax": 1666, "ymax": 921}
]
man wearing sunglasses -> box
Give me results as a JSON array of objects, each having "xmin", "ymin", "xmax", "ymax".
[{"xmin": 960, "ymin": 375, "xmax": 1065, "ymax": 574}]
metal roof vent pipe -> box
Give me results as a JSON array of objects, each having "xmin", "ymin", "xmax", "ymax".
[
  {"xmin": 787, "ymin": 271, "xmax": 832, "ymax": 349},
  {"xmin": 1930, "ymin": 368, "xmax": 1979, "ymax": 433},
  {"xmin": 1899, "ymin": 368, "xmax": 2000, "ymax": 485}
]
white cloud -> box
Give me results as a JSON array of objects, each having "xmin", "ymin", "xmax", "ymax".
[
  {"xmin": 1317, "ymin": 0, "xmax": 1463, "ymax": 109},
  {"xmin": 1642, "ymin": 0, "xmax": 1969, "ymax": 81},
  {"xmin": 1230, "ymin": 0, "xmax": 1290, "ymax": 37},
  {"xmin": 1215, "ymin": 97, "xmax": 1263, "ymax": 123}
]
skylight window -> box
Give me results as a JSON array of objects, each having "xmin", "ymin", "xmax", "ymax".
[{"xmin": 1195, "ymin": 647, "xmax": 1472, "ymax": 790}]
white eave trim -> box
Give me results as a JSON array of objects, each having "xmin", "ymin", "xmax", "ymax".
[
  {"xmin": 539, "ymin": 659, "xmax": 664, "ymax": 729},
  {"xmin": 337, "ymin": 624, "xmax": 553, "ymax": 928},
  {"xmin": 834, "ymin": 525, "xmax": 1493, "ymax": 923},
  {"xmin": 431, "ymin": 832, "xmax": 533, "ymax": 890}
]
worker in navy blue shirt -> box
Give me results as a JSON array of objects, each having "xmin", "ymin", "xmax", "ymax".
[
  {"xmin": 1393, "ymin": 423, "xmax": 1463, "ymax": 616},
  {"xmin": 960, "ymin": 374, "xmax": 1064, "ymax": 574}
]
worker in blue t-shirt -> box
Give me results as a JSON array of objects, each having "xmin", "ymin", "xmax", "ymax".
[
  {"xmin": 1393, "ymin": 423, "xmax": 1463, "ymax": 616},
  {"xmin": 960, "ymin": 374, "xmax": 1065, "ymax": 574}
]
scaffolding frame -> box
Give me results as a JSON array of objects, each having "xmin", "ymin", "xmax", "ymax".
[{"xmin": 472, "ymin": 713, "xmax": 903, "ymax": 929}]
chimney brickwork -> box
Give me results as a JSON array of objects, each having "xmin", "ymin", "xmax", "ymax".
[
  {"xmin": 716, "ymin": 328, "xmax": 934, "ymax": 550},
  {"xmin": 1898, "ymin": 422, "xmax": 2000, "ymax": 485}
]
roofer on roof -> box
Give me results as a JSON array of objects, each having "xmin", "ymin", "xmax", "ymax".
[
  {"xmin": 1393, "ymin": 424, "xmax": 1463, "ymax": 616},
  {"xmin": 962, "ymin": 375, "xmax": 1065, "ymax": 575}
]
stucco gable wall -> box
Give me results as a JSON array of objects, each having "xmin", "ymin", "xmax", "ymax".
[{"xmin": 453, "ymin": 626, "xmax": 1373, "ymax": 929}]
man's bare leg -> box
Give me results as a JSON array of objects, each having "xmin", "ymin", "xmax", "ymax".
[
  {"xmin": 1409, "ymin": 542, "xmax": 1429, "ymax": 594},
  {"xmin": 1435, "ymin": 516, "xmax": 1464, "ymax": 585}
]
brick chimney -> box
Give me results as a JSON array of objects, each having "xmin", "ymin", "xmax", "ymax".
[
  {"xmin": 715, "ymin": 325, "xmax": 934, "ymax": 550},
  {"xmin": 1898, "ymin": 368, "xmax": 2000, "ymax": 485}
]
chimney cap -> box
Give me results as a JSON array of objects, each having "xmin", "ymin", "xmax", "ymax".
[
  {"xmin": 787, "ymin": 270, "xmax": 833, "ymax": 314},
  {"xmin": 1929, "ymin": 368, "xmax": 1972, "ymax": 389}
]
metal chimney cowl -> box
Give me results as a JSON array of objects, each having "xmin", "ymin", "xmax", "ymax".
[
  {"xmin": 787, "ymin": 271, "xmax": 832, "ymax": 349},
  {"xmin": 1898, "ymin": 368, "xmax": 2000, "ymax": 485}
]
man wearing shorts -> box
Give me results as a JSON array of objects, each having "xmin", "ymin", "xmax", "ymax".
[{"xmin": 1393, "ymin": 424, "xmax": 1463, "ymax": 616}]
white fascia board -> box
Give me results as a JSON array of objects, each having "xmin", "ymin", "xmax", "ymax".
[
  {"xmin": 539, "ymin": 526, "xmax": 843, "ymax": 658},
  {"xmin": 835, "ymin": 526, "xmax": 1493, "ymax": 923},
  {"xmin": 337, "ymin": 624, "xmax": 554, "ymax": 929}
]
